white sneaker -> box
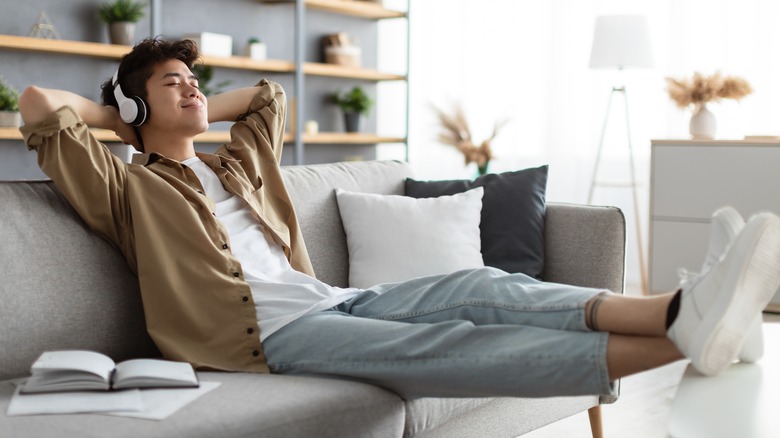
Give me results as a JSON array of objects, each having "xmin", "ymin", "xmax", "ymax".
[
  {"xmin": 677, "ymin": 206, "xmax": 764, "ymax": 363},
  {"xmin": 668, "ymin": 212, "xmax": 780, "ymax": 376}
]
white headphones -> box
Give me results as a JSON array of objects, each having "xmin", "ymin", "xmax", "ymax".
[{"xmin": 112, "ymin": 70, "xmax": 148, "ymax": 126}]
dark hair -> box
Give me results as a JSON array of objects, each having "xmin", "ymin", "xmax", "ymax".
[
  {"xmin": 100, "ymin": 38, "xmax": 200, "ymax": 152},
  {"xmin": 101, "ymin": 37, "xmax": 200, "ymax": 111}
]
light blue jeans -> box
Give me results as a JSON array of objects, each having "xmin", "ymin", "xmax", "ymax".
[{"xmin": 263, "ymin": 267, "xmax": 614, "ymax": 398}]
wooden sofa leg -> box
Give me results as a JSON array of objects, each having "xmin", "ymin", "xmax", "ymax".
[{"xmin": 588, "ymin": 406, "xmax": 603, "ymax": 438}]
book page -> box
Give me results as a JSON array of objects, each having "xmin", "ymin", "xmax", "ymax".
[
  {"xmin": 31, "ymin": 351, "xmax": 115, "ymax": 382},
  {"xmin": 7, "ymin": 386, "xmax": 142, "ymax": 416},
  {"xmin": 113, "ymin": 359, "xmax": 198, "ymax": 389},
  {"xmin": 22, "ymin": 351, "xmax": 116, "ymax": 393}
]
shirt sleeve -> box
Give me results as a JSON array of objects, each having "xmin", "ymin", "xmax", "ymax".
[
  {"xmin": 21, "ymin": 106, "xmax": 130, "ymax": 254},
  {"xmin": 219, "ymin": 79, "xmax": 287, "ymax": 186}
]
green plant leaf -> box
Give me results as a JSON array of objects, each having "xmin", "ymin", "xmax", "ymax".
[
  {"xmin": 99, "ymin": 0, "xmax": 147, "ymax": 23},
  {"xmin": 0, "ymin": 77, "xmax": 20, "ymax": 112},
  {"xmin": 331, "ymin": 86, "xmax": 373, "ymax": 115}
]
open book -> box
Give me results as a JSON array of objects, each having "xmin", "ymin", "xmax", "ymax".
[{"xmin": 21, "ymin": 350, "xmax": 199, "ymax": 394}]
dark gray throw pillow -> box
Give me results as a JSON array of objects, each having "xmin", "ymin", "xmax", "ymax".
[{"xmin": 405, "ymin": 165, "xmax": 548, "ymax": 278}]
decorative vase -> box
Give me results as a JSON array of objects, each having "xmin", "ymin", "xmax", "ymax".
[
  {"xmin": 109, "ymin": 22, "xmax": 135, "ymax": 45},
  {"xmin": 689, "ymin": 103, "xmax": 716, "ymax": 139},
  {"xmin": 0, "ymin": 110, "xmax": 21, "ymax": 128},
  {"xmin": 344, "ymin": 112, "xmax": 360, "ymax": 133}
]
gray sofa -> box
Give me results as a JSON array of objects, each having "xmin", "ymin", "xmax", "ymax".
[{"xmin": 0, "ymin": 160, "xmax": 626, "ymax": 438}]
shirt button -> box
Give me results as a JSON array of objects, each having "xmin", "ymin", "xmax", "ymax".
[
  {"xmin": 242, "ymin": 296, "xmax": 249, "ymax": 302},
  {"xmin": 246, "ymin": 327, "xmax": 254, "ymax": 334},
  {"xmin": 222, "ymin": 243, "xmax": 229, "ymax": 249},
  {"xmin": 252, "ymin": 350, "xmax": 260, "ymax": 357}
]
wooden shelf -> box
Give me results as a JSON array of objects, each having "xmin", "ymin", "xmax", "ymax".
[
  {"xmin": 0, "ymin": 34, "xmax": 295, "ymax": 73},
  {"xmin": 0, "ymin": 34, "xmax": 128, "ymax": 60},
  {"xmin": 0, "ymin": 127, "xmax": 237, "ymax": 144},
  {"xmin": 304, "ymin": 62, "xmax": 405, "ymax": 80},
  {"xmin": 264, "ymin": 0, "xmax": 407, "ymax": 19},
  {"xmin": 0, "ymin": 34, "xmax": 405, "ymax": 80},
  {"xmin": 0, "ymin": 127, "xmax": 23, "ymax": 140},
  {"xmin": 1, "ymin": 128, "xmax": 402, "ymax": 145},
  {"xmin": 301, "ymin": 132, "xmax": 405, "ymax": 144},
  {"xmin": 199, "ymin": 55, "xmax": 294, "ymax": 73}
]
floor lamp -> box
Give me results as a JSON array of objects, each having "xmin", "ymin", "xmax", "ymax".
[{"xmin": 587, "ymin": 15, "xmax": 653, "ymax": 295}]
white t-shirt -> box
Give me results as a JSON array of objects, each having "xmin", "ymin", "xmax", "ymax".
[{"xmin": 182, "ymin": 157, "xmax": 360, "ymax": 341}]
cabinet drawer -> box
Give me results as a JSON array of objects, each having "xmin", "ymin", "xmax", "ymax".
[
  {"xmin": 652, "ymin": 145, "xmax": 780, "ymax": 220},
  {"xmin": 650, "ymin": 219, "xmax": 780, "ymax": 306}
]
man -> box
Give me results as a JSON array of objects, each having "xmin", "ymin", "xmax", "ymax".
[{"xmin": 19, "ymin": 38, "xmax": 780, "ymax": 399}]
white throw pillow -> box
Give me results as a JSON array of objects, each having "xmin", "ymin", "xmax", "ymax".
[{"xmin": 335, "ymin": 187, "xmax": 485, "ymax": 289}]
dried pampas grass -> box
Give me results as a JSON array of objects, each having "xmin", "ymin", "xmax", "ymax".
[
  {"xmin": 432, "ymin": 104, "xmax": 507, "ymax": 176},
  {"xmin": 665, "ymin": 72, "xmax": 752, "ymax": 108}
]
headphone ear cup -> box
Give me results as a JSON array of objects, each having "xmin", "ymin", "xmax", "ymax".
[{"xmin": 130, "ymin": 96, "xmax": 148, "ymax": 126}]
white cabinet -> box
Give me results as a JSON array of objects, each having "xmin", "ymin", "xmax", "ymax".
[{"xmin": 649, "ymin": 139, "xmax": 780, "ymax": 311}]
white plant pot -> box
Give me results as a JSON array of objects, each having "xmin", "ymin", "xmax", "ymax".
[
  {"xmin": 245, "ymin": 43, "xmax": 267, "ymax": 61},
  {"xmin": 0, "ymin": 110, "xmax": 21, "ymax": 128},
  {"xmin": 689, "ymin": 103, "xmax": 716, "ymax": 139}
]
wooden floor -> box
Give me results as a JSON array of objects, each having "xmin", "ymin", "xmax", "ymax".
[{"xmin": 522, "ymin": 312, "xmax": 780, "ymax": 438}]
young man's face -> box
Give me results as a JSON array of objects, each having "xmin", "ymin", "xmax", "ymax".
[{"xmin": 143, "ymin": 58, "xmax": 209, "ymax": 136}]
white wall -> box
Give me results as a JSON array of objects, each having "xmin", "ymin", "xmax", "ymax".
[{"xmin": 379, "ymin": 0, "xmax": 780, "ymax": 290}]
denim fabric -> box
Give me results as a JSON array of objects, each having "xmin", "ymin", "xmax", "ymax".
[{"xmin": 263, "ymin": 267, "xmax": 614, "ymax": 398}]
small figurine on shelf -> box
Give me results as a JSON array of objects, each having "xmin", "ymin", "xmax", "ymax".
[
  {"xmin": 244, "ymin": 37, "xmax": 267, "ymax": 61},
  {"xmin": 28, "ymin": 11, "xmax": 62, "ymax": 40},
  {"xmin": 330, "ymin": 86, "xmax": 373, "ymax": 133},
  {"xmin": 98, "ymin": 0, "xmax": 147, "ymax": 45}
]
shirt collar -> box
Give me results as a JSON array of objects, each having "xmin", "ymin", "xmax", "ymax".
[{"xmin": 131, "ymin": 151, "xmax": 239, "ymax": 167}]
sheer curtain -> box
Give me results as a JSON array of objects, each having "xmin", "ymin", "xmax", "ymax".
[{"xmin": 378, "ymin": 0, "xmax": 780, "ymax": 289}]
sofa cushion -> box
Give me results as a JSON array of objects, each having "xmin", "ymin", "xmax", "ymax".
[
  {"xmin": 0, "ymin": 372, "xmax": 405, "ymax": 438},
  {"xmin": 335, "ymin": 187, "xmax": 485, "ymax": 288},
  {"xmin": 0, "ymin": 182, "xmax": 159, "ymax": 382},
  {"xmin": 282, "ymin": 161, "xmax": 414, "ymax": 288},
  {"xmin": 405, "ymin": 165, "xmax": 548, "ymax": 278},
  {"xmin": 403, "ymin": 395, "xmax": 600, "ymax": 437}
]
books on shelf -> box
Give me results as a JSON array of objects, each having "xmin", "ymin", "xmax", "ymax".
[{"xmin": 21, "ymin": 350, "xmax": 199, "ymax": 394}]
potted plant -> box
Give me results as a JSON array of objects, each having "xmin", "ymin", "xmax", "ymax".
[
  {"xmin": 191, "ymin": 64, "xmax": 232, "ymax": 97},
  {"xmin": 330, "ymin": 86, "xmax": 373, "ymax": 133},
  {"xmin": 98, "ymin": 0, "xmax": 147, "ymax": 46},
  {"xmin": 665, "ymin": 72, "xmax": 752, "ymax": 139},
  {"xmin": 244, "ymin": 37, "xmax": 267, "ymax": 61},
  {"xmin": 0, "ymin": 76, "xmax": 21, "ymax": 128}
]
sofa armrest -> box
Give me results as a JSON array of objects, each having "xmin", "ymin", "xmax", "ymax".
[
  {"xmin": 542, "ymin": 202, "xmax": 626, "ymax": 294},
  {"xmin": 542, "ymin": 202, "xmax": 626, "ymax": 405}
]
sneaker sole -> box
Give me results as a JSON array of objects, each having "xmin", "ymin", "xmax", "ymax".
[{"xmin": 690, "ymin": 213, "xmax": 780, "ymax": 376}]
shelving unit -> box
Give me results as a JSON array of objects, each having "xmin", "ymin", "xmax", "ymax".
[
  {"xmin": 0, "ymin": 34, "xmax": 407, "ymax": 80},
  {"xmin": 0, "ymin": 0, "xmax": 409, "ymax": 165},
  {"xmin": 270, "ymin": 0, "xmax": 409, "ymax": 163}
]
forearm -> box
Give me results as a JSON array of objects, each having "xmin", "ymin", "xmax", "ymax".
[
  {"xmin": 207, "ymin": 87, "xmax": 261, "ymax": 123},
  {"xmin": 19, "ymin": 86, "xmax": 119, "ymax": 130}
]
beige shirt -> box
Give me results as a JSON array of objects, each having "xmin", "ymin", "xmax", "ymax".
[{"xmin": 22, "ymin": 80, "xmax": 314, "ymax": 373}]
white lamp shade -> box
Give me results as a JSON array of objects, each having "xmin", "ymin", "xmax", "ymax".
[{"xmin": 589, "ymin": 15, "xmax": 654, "ymax": 69}]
